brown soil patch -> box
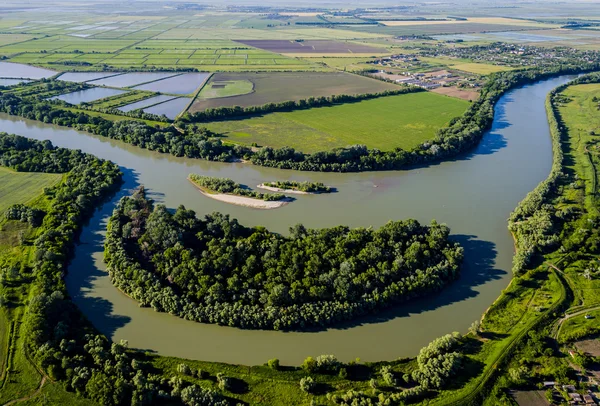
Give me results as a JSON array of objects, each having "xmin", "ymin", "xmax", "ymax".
[{"xmin": 431, "ymin": 86, "xmax": 479, "ymax": 101}]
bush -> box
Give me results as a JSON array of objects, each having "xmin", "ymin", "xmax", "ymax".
[
  {"xmin": 267, "ymin": 358, "xmax": 280, "ymax": 370},
  {"xmin": 300, "ymin": 377, "xmax": 316, "ymax": 394}
]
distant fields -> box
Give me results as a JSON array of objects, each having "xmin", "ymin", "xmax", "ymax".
[
  {"xmin": 0, "ymin": 167, "xmax": 62, "ymax": 214},
  {"xmin": 205, "ymin": 91, "xmax": 469, "ymax": 153}
]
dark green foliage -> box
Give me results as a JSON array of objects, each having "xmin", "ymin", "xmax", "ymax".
[
  {"xmin": 5, "ymin": 203, "xmax": 45, "ymax": 227},
  {"xmin": 105, "ymin": 189, "xmax": 463, "ymax": 330},
  {"xmin": 262, "ymin": 180, "xmax": 332, "ymax": 193},
  {"xmin": 411, "ymin": 332, "xmax": 463, "ymax": 389},
  {"xmin": 188, "ymin": 174, "xmax": 285, "ymax": 201}
]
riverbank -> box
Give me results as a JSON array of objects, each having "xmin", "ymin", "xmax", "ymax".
[
  {"xmin": 0, "ymin": 75, "xmax": 572, "ymax": 365},
  {"xmin": 188, "ymin": 177, "xmax": 290, "ymax": 209}
]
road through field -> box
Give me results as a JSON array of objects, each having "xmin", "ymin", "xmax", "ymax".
[{"xmin": 0, "ymin": 75, "xmax": 575, "ymax": 365}]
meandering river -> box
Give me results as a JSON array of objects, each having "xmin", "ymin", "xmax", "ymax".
[{"xmin": 0, "ymin": 75, "xmax": 573, "ymax": 365}]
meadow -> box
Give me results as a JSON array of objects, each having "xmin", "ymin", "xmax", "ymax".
[
  {"xmin": 0, "ymin": 167, "xmax": 62, "ymax": 214},
  {"xmin": 205, "ymin": 91, "xmax": 469, "ymax": 153}
]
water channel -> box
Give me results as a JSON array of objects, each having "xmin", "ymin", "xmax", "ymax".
[{"xmin": 0, "ymin": 75, "xmax": 574, "ymax": 365}]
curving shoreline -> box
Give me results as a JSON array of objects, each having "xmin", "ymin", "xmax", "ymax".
[
  {"xmin": 0, "ymin": 75, "xmax": 573, "ymax": 365},
  {"xmin": 188, "ymin": 177, "xmax": 290, "ymax": 209}
]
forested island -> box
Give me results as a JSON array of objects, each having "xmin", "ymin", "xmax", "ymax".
[
  {"xmin": 104, "ymin": 189, "xmax": 464, "ymax": 330},
  {"xmin": 258, "ymin": 180, "xmax": 333, "ymax": 194}
]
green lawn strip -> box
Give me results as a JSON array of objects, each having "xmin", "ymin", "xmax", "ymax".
[
  {"xmin": 90, "ymin": 90, "xmax": 158, "ymax": 109},
  {"xmin": 62, "ymin": 107, "xmax": 169, "ymax": 127}
]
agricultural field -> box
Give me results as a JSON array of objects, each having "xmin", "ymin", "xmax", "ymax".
[
  {"xmin": 0, "ymin": 167, "xmax": 62, "ymax": 214},
  {"xmin": 234, "ymin": 39, "xmax": 385, "ymax": 54},
  {"xmin": 0, "ymin": 33, "xmax": 317, "ymax": 72},
  {"xmin": 189, "ymin": 72, "xmax": 399, "ymax": 112},
  {"xmin": 435, "ymin": 29, "xmax": 600, "ymax": 51},
  {"xmin": 377, "ymin": 17, "xmax": 557, "ymax": 28},
  {"xmin": 204, "ymin": 91, "xmax": 469, "ymax": 153},
  {"xmin": 449, "ymin": 62, "xmax": 514, "ymax": 74}
]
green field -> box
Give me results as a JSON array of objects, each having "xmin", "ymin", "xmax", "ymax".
[
  {"xmin": 197, "ymin": 80, "xmax": 254, "ymax": 99},
  {"xmin": 205, "ymin": 91, "xmax": 469, "ymax": 153},
  {"xmin": 0, "ymin": 167, "xmax": 62, "ymax": 214}
]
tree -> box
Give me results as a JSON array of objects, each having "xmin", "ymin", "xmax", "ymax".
[
  {"xmin": 469, "ymin": 320, "xmax": 481, "ymax": 335},
  {"xmin": 300, "ymin": 377, "xmax": 316, "ymax": 394},
  {"xmin": 267, "ymin": 358, "xmax": 280, "ymax": 370},
  {"xmin": 177, "ymin": 363, "xmax": 192, "ymax": 375},
  {"xmin": 302, "ymin": 356, "xmax": 317, "ymax": 373}
]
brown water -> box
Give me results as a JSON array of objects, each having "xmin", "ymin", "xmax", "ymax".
[{"xmin": 0, "ymin": 75, "xmax": 573, "ymax": 365}]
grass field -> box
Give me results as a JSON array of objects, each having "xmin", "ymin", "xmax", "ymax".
[
  {"xmin": 551, "ymin": 83, "xmax": 600, "ymax": 345},
  {"xmin": 205, "ymin": 91, "xmax": 469, "ymax": 153},
  {"xmin": 197, "ymin": 79, "xmax": 254, "ymax": 100},
  {"xmin": 0, "ymin": 167, "xmax": 62, "ymax": 214}
]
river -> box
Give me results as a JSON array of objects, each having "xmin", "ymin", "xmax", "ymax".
[{"xmin": 0, "ymin": 75, "xmax": 573, "ymax": 365}]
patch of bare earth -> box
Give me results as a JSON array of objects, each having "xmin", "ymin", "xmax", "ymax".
[{"xmin": 431, "ymin": 86, "xmax": 479, "ymax": 101}]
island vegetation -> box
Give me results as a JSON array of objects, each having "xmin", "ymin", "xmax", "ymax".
[
  {"xmin": 188, "ymin": 174, "xmax": 286, "ymax": 201},
  {"xmin": 258, "ymin": 180, "xmax": 333, "ymax": 194},
  {"xmin": 104, "ymin": 189, "xmax": 463, "ymax": 330}
]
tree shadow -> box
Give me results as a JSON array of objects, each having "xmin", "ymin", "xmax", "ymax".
[
  {"xmin": 302, "ymin": 234, "xmax": 507, "ymax": 332},
  {"xmin": 65, "ymin": 166, "xmax": 144, "ymax": 339}
]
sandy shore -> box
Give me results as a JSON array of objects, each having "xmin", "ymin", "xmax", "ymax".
[
  {"xmin": 188, "ymin": 179, "xmax": 289, "ymax": 209},
  {"xmin": 257, "ymin": 184, "xmax": 311, "ymax": 195}
]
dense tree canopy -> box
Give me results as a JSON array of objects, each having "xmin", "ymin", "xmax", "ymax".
[{"xmin": 105, "ymin": 189, "xmax": 463, "ymax": 330}]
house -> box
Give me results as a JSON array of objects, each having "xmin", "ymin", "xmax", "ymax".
[
  {"xmin": 569, "ymin": 392, "xmax": 582, "ymax": 402},
  {"xmin": 583, "ymin": 394, "xmax": 596, "ymax": 405}
]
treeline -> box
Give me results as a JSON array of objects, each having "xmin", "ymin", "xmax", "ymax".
[
  {"xmin": 1, "ymin": 134, "xmax": 229, "ymax": 406},
  {"xmin": 180, "ymin": 87, "xmax": 423, "ymax": 122},
  {"xmin": 104, "ymin": 189, "xmax": 463, "ymax": 330},
  {"xmin": 0, "ymin": 92, "xmax": 248, "ymax": 162},
  {"xmin": 262, "ymin": 180, "xmax": 332, "ymax": 193},
  {"xmin": 188, "ymin": 174, "xmax": 285, "ymax": 201},
  {"xmin": 328, "ymin": 333, "xmax": 464, "ymax": 405},
  {"xmin": 509, "ymin": 73, "xmax": 600, "ymax": 274},
  {"xmin": 5, "ymin": 203, "xmax": 45, "ymax": 227}
]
